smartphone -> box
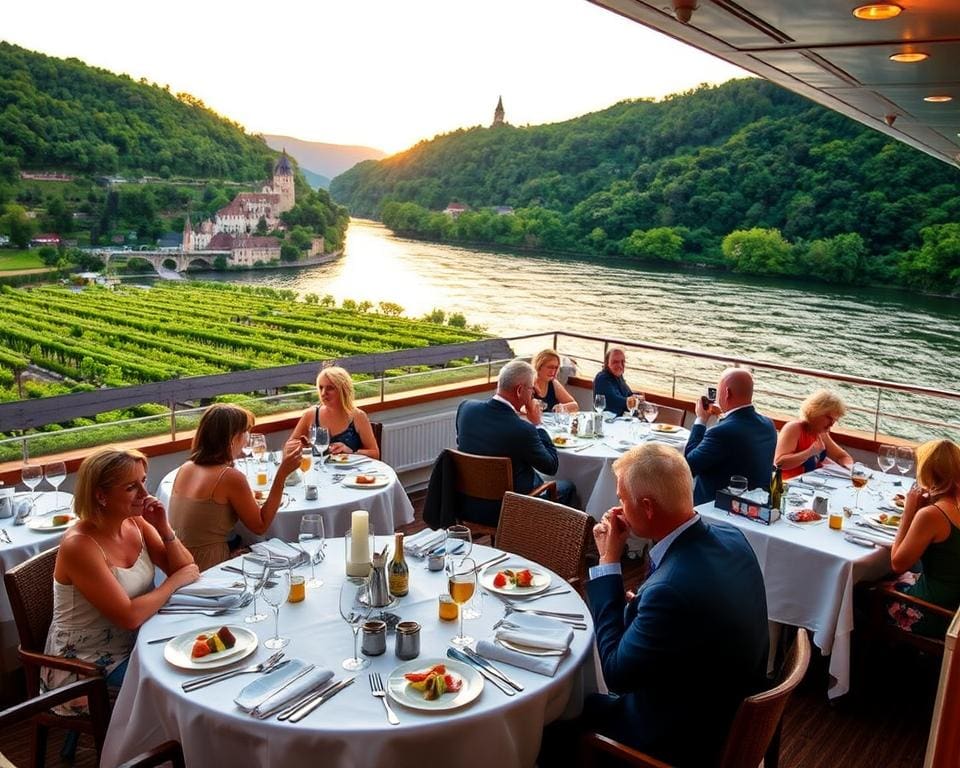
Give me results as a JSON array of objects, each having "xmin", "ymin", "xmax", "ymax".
[{"xmin": 706, "ymin": 386, "xmax": 717, "ymax": 403}]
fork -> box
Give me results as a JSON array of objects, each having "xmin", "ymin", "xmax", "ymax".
[
  {"xmin": 369, "ymin": 672, "xmax": 399, "ymax": 725},
  {"xmin": 182, "ymin": 651, "xmax": 285, "ymax": 692},
  {"xmin": 492, "ymin": 586, "xmax": 570, "ymax": 605},
  {"xmin": 159, "ymin": 607, "xmax": 234, "ymax": 617}
]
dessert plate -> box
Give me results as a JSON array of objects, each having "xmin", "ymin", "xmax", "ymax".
[
  {"xmin": 387, "ymin": 658, "xmax": 482, "ymax": 711},
  {"xmin": 480, "ymin": 561, "xmax": 552, "ymax": 595},
  {"xmin": 164, "ymin": 625, "xmax": 258, "ymax": 670},
  {"xmin": 27, "ymin": 514, "xmax": 78, "ymax": 532},
  {"xmin": 341, "ymin": 474, "xmax": 390, "ymax": 489}
]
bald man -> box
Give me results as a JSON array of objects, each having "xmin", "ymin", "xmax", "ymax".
[{"xmin": 683, "ymin": 368, "xmax": 777, "ymax": 505}]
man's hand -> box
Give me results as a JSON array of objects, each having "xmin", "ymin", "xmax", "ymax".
[
  {"xmin": 523, "ymin": 388, "xmax": 542, "ymax": 426},
  {"xmin": 593, "ymin": 507, "xmax": 630, "ymax": 565}
]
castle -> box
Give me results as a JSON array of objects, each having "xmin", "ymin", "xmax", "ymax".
[
  {"xmin": 181, "ymin": 151, "xmax": 320, "ymax": 266},
  {"xmin": 492, "ymin": 96, "xmax": 505, "ymax": 127}
]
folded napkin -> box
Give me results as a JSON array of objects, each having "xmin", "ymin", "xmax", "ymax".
[
  {"xmin": 285, "ymin": 471, "xmax": 303, "ymax": 487},
  {"xmin": 167, "ymin": 583, "xmax": 246, "ymax": 608},
  {"xmin": 403, "ymin": 528, "xmax": 443, "ymax": 554},
  {"xmin": 250, "ymin": 538, "xmax": 307, "ymax": 567},
  {"xmin": 476, "ymin": 613, "xmax": 573, "ymax": 677},
  {"xmin": 235, "ymin": 659, "xmax": 333, "ymax": 716},
  {"xmin": 813, "ymin": 465, "xmax": 851, "ymax": 479},
  {"xmin": 12, "ymin": 498, "xmax": 32, "ymax": 525}
]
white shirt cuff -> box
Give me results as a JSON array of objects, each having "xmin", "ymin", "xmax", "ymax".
[{"xmin": 589, "ymin": 562, "xmax": 623, "ymax": 580}]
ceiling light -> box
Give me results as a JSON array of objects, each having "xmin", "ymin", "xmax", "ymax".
[
  {"xmin": 672, "ymin": 0, "xmax": 698, "ymax": 23},
  {"xmin": 889, "ymin": 52, "xmax": 928, "ymax": 63},
  {"xmin": 924, "ymin": 95, "xmax": 953, "ymax": 103},
  {"xmin": 852, "ymin": 3, "xmax": 902, "ymax": 20},
  {"xmin": 884, "ymin": 114, "xmax": 897, "ymax": 127}
]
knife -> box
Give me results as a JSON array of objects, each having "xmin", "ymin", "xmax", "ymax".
[
  {"xmin": 508, "ymin": 607, "xmax": 585, "ymax": 620},
  {"xmin": 472, "ymin": 553, "xmax": 510, "ymax": 574},
  {"xmin": 460, "ymin": 646, "xmax": 524, "ymax": 691},
  {"xmin": 287, "ymin": 676, "xmax": 356, "ymax": 722},
  {"xmin": 251, "ymin": 664, "xmax": 317, "ymax": 719},
  {"xmin": 447, "ymin": 648, "xmax": 515, "ymax": 696},
  {"xmin": 276, "ymin": 678, "xmax": 340, "ymax": 721}
]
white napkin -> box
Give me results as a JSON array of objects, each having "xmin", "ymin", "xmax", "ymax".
[
  {"xmin": 476, "ymin": 639, "xmax": 564, "ymax": 677},
  {"xmin": 234, "ymin": 660, "xmax": 332, "ymax": 716},
  {"xmin": 476, "ymin": 613, "xmax": 573, "ymax": 677},
  {"xmin": 403, "ymin": 528, "xmax": 444, "ymax": 554},
  {"xmin": 285, "ymin": 471, "xmax": 303, "ymax": 487},
  {"xmin": 250, "ymin": 538, "xmax": 307, "ymax": 567},
  {"xmin": 166, "ymin": 583, "xmax": 246, "ymax": 608},
  {"xmin": 816, "ymin": 464, "xmax": 852, "ymax": 479}
]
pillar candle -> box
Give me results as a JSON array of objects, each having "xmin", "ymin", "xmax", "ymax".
[{"xmin": 350, "ymin": 510, "xmax": 370, "ymax": 565}]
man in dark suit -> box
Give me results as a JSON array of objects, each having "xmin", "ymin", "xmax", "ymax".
[
  {"xmin": 684, "ymin": 368, "xmax": 777, "ymax": 505},
  {"xmin": 584, "ymin": 444, "xmax": 769, "ymax": 767},
  {"xmin": 455, "ymin": 359, "xmax": 575, "ymax": 525}
]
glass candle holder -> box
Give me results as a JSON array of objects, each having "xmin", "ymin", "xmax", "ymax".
[{"xmin": 345, "ymin": 529, "xmax": 375, "ymax": 577}]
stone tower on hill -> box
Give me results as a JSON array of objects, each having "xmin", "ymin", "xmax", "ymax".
[
  {"xmin": 269, "ymin": 150, "xmax": 295, "ymax": 214},
  {"xmin": 492, "ymin": 96, "xmax": 505, "ymax": 127}
]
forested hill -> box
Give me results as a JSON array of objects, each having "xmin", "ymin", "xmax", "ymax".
[
  {"xmin": 330, "ymin": 79, "xmax": 960, "ymax": 291},
  {"xmin": 0, "ymin": 42, "xmax": 275, "ymax": 179}
]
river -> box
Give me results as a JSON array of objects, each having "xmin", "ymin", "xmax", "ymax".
[{"xmin": 194, "ymin": 219, "xmax": 960, "ymax": 438}]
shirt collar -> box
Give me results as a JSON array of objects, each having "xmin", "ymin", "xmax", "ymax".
[
  {"xmin": 722, "ymin": 403, "xmax": 753, "ymax": 417},
  {"xmin": 649, "ymin": 514, "xmax": 700, "ymax": 569},
  {"xmin": 492, "ymin": 394, "xmax": 517, "ymax": 413}
]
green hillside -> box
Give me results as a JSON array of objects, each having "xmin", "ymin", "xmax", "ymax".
[
  {"xmin": 0, "ymin": 41, "xmax": 274, "ymax": 179},
  {"xmin": 330, "ymin": 79, "xmax": 960, "ymax": 291}
]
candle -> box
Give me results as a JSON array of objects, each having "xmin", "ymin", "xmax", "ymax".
[{"xmin": 346, "ymin": 510, "xmax": 371, "ymax": 576}]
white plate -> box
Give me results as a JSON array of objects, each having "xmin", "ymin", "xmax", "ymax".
[
  {"xmin": 551, "ymin": 435, "xmax": 584, "ymax": 449},
  {"xmin": 867, "ymin": 512, "xmax": 901, "ymax": 530},
  {"xmin": 341, "ymin": 474, "xmax": 390, "ymax": 489},
  {"xmin": 480, "ymin": 561, "xmax": 552, "ymax": 595},
  {"xmin": 327, "ymin": 454, "xmax": 368, "ymax": 467},
  {"xmin": 163, "ymin": 625, "xmax": 258, "ymax": 670},
  {"xmin": 650, "ymin": 424, "xmax": 682, "ymax": 434},
  {"xmin": 784, "ymin": 510, "xmax": 825, "ymax": 526},
  {"xmin": 26, "ymin": 514, "xmax": 78, "ymax": 532},
  {"xmin": 387, "ymin": 658, "xmax": 483, "ymax": 711}
]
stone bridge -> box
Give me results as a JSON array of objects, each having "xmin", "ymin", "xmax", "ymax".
[{"xmin": 99, "ymin": 249, "xmax": 231, "ymax": 278}]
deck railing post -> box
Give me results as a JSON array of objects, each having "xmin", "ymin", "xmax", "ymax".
[
  {"xmin": 487, "ymin": 358, "xmax": 492, "ymax": 384},
  {"xmin": 873, "ymin": 388, "xmax": 882, "ymax": 442},
  {"xmin": 552, "ymin": 332, "xmax": 558, "ymax": 351},
  {"xmin": 21, "ymin": 435, "xmax": 29, "ymax": 464},
  {"xmin": 169, "ymin": 399, "xmax": 177, "ymax": 441},
  {"xmin": 380, "ymin": 373, "xmax": 385, "ymax": 404},
  {"xmin": 672, "ymin": 369, "xmax": 677, "ymax": 399}
]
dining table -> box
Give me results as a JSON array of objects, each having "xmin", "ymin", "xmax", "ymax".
[
  {"xmin": 0, "ymin": 491, "xmax": 75, "ymax": 672},
  {"xmin": 696, "ymin": 466, "xmax": 905, "ymax": 699},
  {"xmin": 155, "ymin": 458, "xmax": 415, "ymax": 542},
  {"xmin": 100, "ymin": 540, "xmax": 598, "ymax": 768}
]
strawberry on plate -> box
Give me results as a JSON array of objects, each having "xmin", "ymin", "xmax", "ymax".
[
  {"xmin": 516, "ymin": 569, "xmax": 534, "ymax": 588},
  {"xmin": 493, "ymin": 572, "xmax": 508, "ymax": 588}
]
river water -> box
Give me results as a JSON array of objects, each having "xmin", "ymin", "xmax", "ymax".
[{"xmin": 196, "ymin": 219, "xmax": 960, "ymax": 439}]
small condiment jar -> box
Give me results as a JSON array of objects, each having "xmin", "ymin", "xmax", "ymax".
[
  {"xmin": 361, "ymin": 620, "xmax": 387, "ymax": 656},
  {"xmin": 304, "ymin": 484, "xmax": 319, "ymax": 501},
  {"xmin": 0, "ymin": 486, "xmax": 13, "ymax": 520},
  {"xmin": 438, "ymin": 594, "xmax": 458, "ymax": 621},
  {"xmin": 287, "ymin": 574, "xmax": 305, "ymax": 603},
  {"xmin": 395, "ymin": 621, "xmax": 421, "ymax": 660},
  {"xmin": 427, "ymin": 552, "xmax": 445, "ymax": 572}
]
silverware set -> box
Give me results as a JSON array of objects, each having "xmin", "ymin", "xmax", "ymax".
[
  {"xmin": 158, "ymin": 592, "xmax": 253, "ymax": 616},
  {"xmin": 0, "ymin": 528, "xmax": 11, "ymax": 544},
  {"xmin": 407, "ymin": 532, "xmax": 445, "ymax": 558},
  {"xmin": 495, "ymin": 606, "xmax": 587, "ymax": 630},
  {"xmin": 369, "ymin": 672, "xmax": 399, "ymax": 725},
  {"xmin": 447, "ymin": 647, "xmax": 517, "ymax": 696},
  {"xmin": 472, "ymin": 552, "xmax": 510, "ymax": 573},
  {"xmin": 182, "ymin": 651, "xmax": 286, "ymax": 692},
  {"xmin": 278, "ymin": 676, "xmax": 355, "ymax": 723},
  {"xmin": 489, "ymin": 586, "xmax": 571, "ymax": 605}
]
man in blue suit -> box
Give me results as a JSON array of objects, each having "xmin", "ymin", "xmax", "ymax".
[
  {"xmin": 456, "ymin": 359, "xmax": 575, "ymax": 525},
  {"xmin": 584, "ymin": 444, "xmax": 769, "ymax": 766},
  {"xmin": 684, "ymin": 368, "xmax": 777, "ymax": 505}
]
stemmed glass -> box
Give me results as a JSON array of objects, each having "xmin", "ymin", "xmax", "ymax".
[
  {"xmin": 261, "ymin": 560, "xmax": 291, "ymax": 650},
  {"xmin": 249, "ymin": 433, "xmax": 267, "ymax": 466},
  {"xmin": 849, "ymin": 463, "xmax": 870, "ymax": 517},
  {"xmin": 552, "ymin": 404, "xmax": 569, "ymax": 434},
  {"xmin": 896, "ymin": 447, "xmax": 915, "ymax": 477},
  {"xmin": 448, "ymin": 557, "xmax": 477, "ymax": 647},
  {"xmin": 21, "ymin": 465, "xmax": 42, "ymax": 514},
  {"xmin": 593, "ymin": 394, "xmax": 606, "ymax": 417},
  {"xmin": 298, "ymin": 514, "xmax": 325, "ymax": 588},
  {"xmin": 445, "ymin": 526, "xmax": 479, "ymax": 619},
  {"xmin": 339, "ymin": 577, "xmax": 371, "ymax": 671},
  {"xmin": 877, "ymin": 444, "xmax": 897, "ymax": 474},
  {"xmin": 240, "ymin": 432, "xmax": 253, "ymax": 478},
  {"xmin": 642, "ymin": 402, "xmax": 659, "ymax": 430},
  {"xmin": 626, "ymin": 394, "xmax": 643, "ymax": 420},
  {"xmin": 242, "ymin": 555, "xmax": 268, "ymax": 624},
  {"xmin": 314, "ymin": 427, "xmax": 330, "ymax": 474},
  {"xmin": 44, "ymin": 462, "xmax": 67, "ymax": 512},
  {"xmin": 300, "ymin": 448, "xmax": 314, "ymax": 480}
]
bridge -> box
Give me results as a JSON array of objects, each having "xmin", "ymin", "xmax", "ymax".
[{"xmin": 98, "ymin": 249, "xmax": 231, "ymax": 278}]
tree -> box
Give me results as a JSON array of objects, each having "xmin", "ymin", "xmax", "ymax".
[
  {"xmin": 378, "ymin": 301, "xmax": 404, "ymax": 316},
  {"xmin": 280, "ymin": 243, "xmax": 299, "ymax": 263},
  {"xmin": 1, "ymin": 204, "xmax": 34, "ymax": 247},
  {"xmin": 255, "ymin": 216, "xmax": 268, "ymax": 235},
  {"xmin": 213, "ymin": 254, "xmax": 228, "ymax": 270},
  {"xmin": 722, "ymin": 228, "xmax": 793, "ymax": 275},
  {"xmin": 623, "ymin": 227, "xmax": 684, "ymax": 262}
]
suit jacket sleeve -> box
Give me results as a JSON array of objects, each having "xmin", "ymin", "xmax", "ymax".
[
  {"xmin": 523, "ymin": 424, "xmax": 559, "ymax": 477},
  {"xmin": 684, "ymin": 421, "xmax": 725, "ymax": 476},
  {"xmin": 594, "ymin": 372, "xmax": 628, "ymax": 416}
]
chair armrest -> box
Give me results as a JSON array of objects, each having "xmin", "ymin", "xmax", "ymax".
[
  {"xmin": 528, "ymin": 480, "xmax": 557, "ymax": 500},
  {"xmin": 873, "ymin": 583, "xmax": 956, "ymax": 618},
  {"xmin": 19, "ymin": 647, "xmax": 104, "ymax": 677},
  {"xmin": 116, "ymin": 740, "xmax": 186, "ymax": 768},
  {"xmin": 581, "ymin": 732, "xmax": 674, "ymax": 768}
]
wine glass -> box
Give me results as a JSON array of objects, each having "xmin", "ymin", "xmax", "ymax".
[
  {"xmin": 298, "ymin": 514, "xmax": 325, "ymax": 589},
  {"xmin": 877, "ymin": 444, "xmax": 896, "ymax": 474},
  {"xmin": 593, "ymin": 394, "xmax": 606, "ymax": 417},
  {"xmin": 250, "ymin": 433, "xmax": 267, "ymax": 465},
  {"xmin": 448, "ymin": 557, "xmax": 477, "ymax": 647},
  {"xmin": 339, "ymin": 577, "xmax": 371, "ymax": 671},
  {"xmin": 242, "ymin": 555, "xmax": 268, "ymax": 624},
  {"xmin": 240, "ymin": 432, "xmax": 253, "ymax": 477},
  {"xmin": 850, "ymin": 463, "xmax": 870, "ymax": 517},
  {"xmin": 728, "ymin": 475, "xmax": 748, "ymax": 495},
  {"xmin": 44, "ymin": 461, "xmax": 67, "ymax": 512},
  {"xmin": 896, "ymin": 447, "xmax": 915, "ymax": 477},
  {"xmin": 552, "ymin": 404, "xmax": 569, "ymax": 434},
  {"xmin": 626, "ymin": 394, "xmax": 643, "ymax": 420},
  {"xmin": 261, "ymin": 560, "xmax": 290, "ymax": 650},
  {"xmin": 21, "ymin": 464, "xmax": 43, "ymax": 514},
  {"xmin": 445, "ymin": 525, "xmax": 479, "ymax": 619},
  {"xmin": 300, "ymin": 448, "xmax": 314, "ymax": 482},
  {"xmin": 642, "ymin": 402, "xmax": 659, "ymax": 428},
  {"xmin": 314, "ymin": 426, "xmax": 330, "ymax": 474}
]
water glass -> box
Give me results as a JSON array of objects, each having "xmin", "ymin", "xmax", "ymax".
[
  {"xmin": 339, "ymin": 577, "xmax": 371, "ymax": 671},
  {"xmin": 877, "ymin": 444, "xmax": 896, "ymax": 474},
  {"xmin": 896, "ymin": 447, "xmax": 915, "ymax": 476},
  {"xmin": 261, "ymin": 560, "xmax": 291, "ymax": 650},
  {"xmin": 299, "ymin": 514, "xmax": 325, "ymax": 588},
  {"xmin": 642, "ymin": 402, "xmax": 659, "ymax": 425},
  {"xmin": 21, "ymin": 465, "xmax": 42, "ymax": 514},
  {"xmin": 593, "ymin": 394, "xmax": 606, "ymax": 415},
  {"xmin": 44, "ymin": 461, "xmax": 67, "ymax": 512},
  {"xmin": 728, "ymin": 475, "xmax": 748, "ymax": 495},
  {"xmin": 314, "ymin": 426, "xmax": 330, "ymax": 473},
  {"xmin": 242, "ymin": 555, "xmax": 268, "ymax": 624}
]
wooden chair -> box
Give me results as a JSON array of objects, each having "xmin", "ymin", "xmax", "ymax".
[
  {"xmin": 864, "ymin": 581, "xmax": 954, "ymax": 657},
  {"xmin": 652, "ymin": 404, "xmax": 685, "ymax": 427},
  {"xmin": 3, "ymin": 547, "xmax": 104, "ymax": 765},
  {"xmin": 581, "ymin": 628, "xmax": 811, "ymax": 768},
  {"xmin": 370, "ymin": 420, "xmax": 383, "ymax": 457},
  {"xmin": 116, "ymin": 741, "xmax": 186, "ymax": 768},
  {"xmin": 447, "ymin": 449, "xmax": 557, "ymax": 545},
  {"xmin": 496, "ymin": 491, "xmax": 592, "ymax": 588}
]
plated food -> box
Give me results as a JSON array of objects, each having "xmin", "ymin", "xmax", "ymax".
[
  {"xmin": 871, "ymin": 512, "xmax": 902, "ymax": 529},
  {"xmin": 492, "ymin": 568, "xmax": 535, "ymax": 589},
  {"xmin": 26, "ymin": 513, "xmax": 78, "ymax": 532},
  {"xmin": 480, "ymin": 561, "xmax": 551, "ymax": 595},
  {"xmin": 191, "ymin": 626, "xmax": 237, "ymax": 660},
  {"xmin": 892, "ymin": 494, "xmax": 906, "ymax": 509},
  {"xmin": 387, "ymin": 658, "xmax": 482, "ymax": 711},
  {"xmin": 342, "ymin": 473, "xmax": 389, "ymax": 489},
  {"xmin": 551, "ymin": 434, "xmax": 582, "ymax": 449},
  {"xmin": 163, "ymin": 625, "xmax": 258, "ymax": 670},
  {"xmin": 787, "ymin": 509, "xmax": 823, "ymax": 524},
  {"xmin": 652, "ymin": 424, "xmax": 681, "ymax": 433},
  {"xmin": 402, "ymin": 663, "xmax": 464, "ymax": 700}
]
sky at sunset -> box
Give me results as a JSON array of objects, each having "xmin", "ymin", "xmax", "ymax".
[{"xmin": 2, "ymin": 0, "xmax": 748, "ymax": 154}]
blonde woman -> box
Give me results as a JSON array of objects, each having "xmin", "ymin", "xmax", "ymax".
[
  {"xmin": 531, "ymin": 349, "xmax": 578, "ymax": 414},
  {"xmin": 43, "ymin": 447, "xmax": 199, "ymax": 705},
  {"xmin": 291, "ymin": 366, "xmax": 380, "ymax": 459},
  {"xmin": 774, "ymin": 389, "xmax": 853, "ymax": 480},
  {"xmin": 888, "ymin": 439, "xmax": 960, "ymax": 636},
  {"xmin": 169, "ymin": 403, "xmax": 302, "ymax": 570}
]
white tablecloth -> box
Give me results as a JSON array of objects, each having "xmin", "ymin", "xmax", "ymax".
[
  {"xmin": 0, "ymin": 492, "xmax": 75, "ymax": 672},
  {"xmin": 156, "ymin": 460, "xmax": 414, "ymax": 543},
  {"xmin": 101, "ymin": 543, "xmax": 597, "ymax": 768},
  {"xmin": 697, "ymin": 469, "xmax": 903, "ymax": 698}
]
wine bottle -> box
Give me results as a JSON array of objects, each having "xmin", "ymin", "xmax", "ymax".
[
  {"xmin": 770, "ymin": 465, "xmax": 784, "ymax": 511},
  {"xmin": 389, "ymin": 532, "xmax": 409, "ymax": 597}
]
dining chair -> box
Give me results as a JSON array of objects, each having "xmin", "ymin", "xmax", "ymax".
[
  {"xmin": 447, "ymin": 449, "xmax": 557, "ymax": 545},
  {"xmin": 115, "ymin": 741, "xmax": 186, "ymax": 768},
  {"xmin": 580, "ymin": 628, "xmax": 811, "ymax": 768},
  {"xmin": 863, "ymin": 582, "xmax": 953, "ymax": 658},
  {"xmin": 496, "ymin": 491, "xmax": 591, "ymax": 589},
  {"xmin": 4, "ymin": 547, "xmax": 104, "ymax": 765},
  {"xmin": 652, "ymin": 404, "xmax": 685, "ymax": 427},
  {"xmin": 370, "ymin": 421, "xmax": 383, "ymax": 457}
]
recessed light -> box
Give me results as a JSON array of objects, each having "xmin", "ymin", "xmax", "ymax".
[
  {"xmin": 889, "ymin": 52, "xmax": 928, "ymax": 63},
  {"xmin": 924, "ymin": 95, "xmax": 953, "ymax": 103},
  {"xmin": 852, "ymin": 3, "xmax": 902, "ymax": 20}
]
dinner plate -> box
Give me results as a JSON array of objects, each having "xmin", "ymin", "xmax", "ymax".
[
  {"xmin": 327, "ymin": 454, "xmax": 368, "ymax": 467},
  {"xmin": 341, "ymin": 474, "xmax": 390, "ymax": 489},
  {"xmin": 890, "ymin": 494, "xmax": 906, "ymax": 509},
  {"xmin": 651, "ymin": 424, "xmax": 682, "ymax": 433},
  {"xmin": 551, "ymin": 435, "xmax": 584, "ymax": 449},
  {"xmin": 163, "ymin": 625, "xmax": 258, "ymax": 670},
  {"xmin": 387, "ymin": 658, "xmax": 483, "ymax": 711},
  {"xmin": 496, "ymin": 638, "xmax": 567, "ymax": 657},
  {"xmin": 867, "ymin": 512, "xmax": 901, "ymax": 530},
  {"xmin": 26, "ymin": 514, "xmax": 78, "ymax": 532},
  {"xmin": 785, "ymin": 509, "xmax": 825, "ymax": 525},
  {"xmin": 480, "ymin": 561, "xmax": 552, "ymax": 595}
]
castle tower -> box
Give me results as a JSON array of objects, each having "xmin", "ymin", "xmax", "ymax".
[
  {"xmin": 182, "ymin": 215, "xmax": 193, "ymax": 252},
  {"xmin": 272, "ymin": 150, "xmax": 295, "ymax": 214},
  {"xmin": 492, "ymin": 96, "xmax": 505, "ymax": 127}
]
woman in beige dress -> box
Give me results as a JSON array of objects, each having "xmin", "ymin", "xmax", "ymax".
[{"xmin": 169, "ymin": 403, "xmax": 301, "ymax": 570}]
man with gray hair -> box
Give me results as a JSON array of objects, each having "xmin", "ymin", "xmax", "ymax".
[
  {"xmin": 582, "ymin": 443, "xmax": 768, "ymax": 766},
  {"xmin": 455, "ymin": 359, "xmax": 575, "ymax": 525}
]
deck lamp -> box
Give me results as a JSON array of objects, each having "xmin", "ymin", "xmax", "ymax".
[
  {"xmin": 672, "ymin": 0, "xmax": 698, "ymax": 23},
  {"xmin": 852, "ymin": 4, "xmax": 902, "ymax": 20},
  {"xmin": 884, "ymin": 114, "xmax": 898, "ymax": 127},
  {"xmin": 924, "ymin": 95, "xmax": 953, "ymax": 103},
  {"xmin": 889, "ymin": 52, "xmax": 928, "ymax": 63}
]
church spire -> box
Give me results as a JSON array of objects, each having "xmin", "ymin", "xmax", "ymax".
[{"xmin": 492, "ymin": 95, "xmax": 505, "ymax": 127}]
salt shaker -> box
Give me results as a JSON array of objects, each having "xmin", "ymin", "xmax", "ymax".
[
  {"xmin": 395, "ymin": 621, "xmax": 421, "ymax": 660},
  {"xmin": 361, "ymin": 620, "xmax": 387, "ymax": 656}
]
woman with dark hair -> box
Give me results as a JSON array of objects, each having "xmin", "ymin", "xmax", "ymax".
[
  {"xmin": 169, "ymin": 403, "xmax": 301, "ymax": 570},
  {"xmin": 43, "ymin": 447, "xmax": 198, "ymax": 710}
]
